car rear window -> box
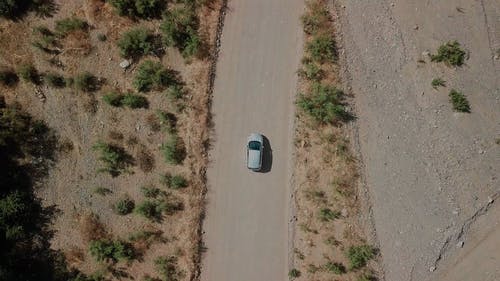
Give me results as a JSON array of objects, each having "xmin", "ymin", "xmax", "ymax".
[{"xmin": 248, "ymin": 141, "xmax": 261, "ymax": 150}]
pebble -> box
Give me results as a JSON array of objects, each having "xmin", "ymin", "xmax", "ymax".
[
  {"xmin": 422, "ymin": 50, "xmax": 430, "ymax": 57},
  {"xmin": 456, "ymin": 241, "xmax": 464, "ymax": 248},
  {"xmin": 119, "ymin": 59, "xmax": 131, "ymax": 69},
  {"xmin": 429, "ymin": 266, "xmax": 436, "ymax": 272},
  {"xmin": 413, "ymin": 24, "xmax": 419, "ymax": 30}
]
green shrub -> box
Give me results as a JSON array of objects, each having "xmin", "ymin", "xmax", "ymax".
[
  {"xmin": 431, "ymin": 41, "xmax": 466, "ymax": 66},
  {"xmin": 102, "ymin": 91, "xmax": 123, "ymax": 107},
  {"xmin": 449, "ymin": 89, "xmax": 470, "ymax": 113},
  {"xmin": 17, "ymin": 64, "xmax": 40, "ymax": 84},
  {"xmin": 160, "ymin": 135, "xmax": 185, "ymax": 164},
  {"xmin": 357, "ymin": 274, "xmax": 376, "ymax": 281},
  {"xmin": 133, "ymin": 60, "xmax": 180, "ymax": 92},
  {"xmin": 306, "ymin": 34, "xmax": 336, "ymax": 63},
  {"xmin": 93, "ymin": 186, "xmax": 112, "ymax": 196},
  {"xmin": 288, "ymin": 268, "xmax": 300, "ymax": 279},
  {"xmin": 156, "ymin": 110, "xmax": 177, "ymax": 133},
  {"xmin": 298, "ymin": 61, "xmax": 322, "ymax": 81},
  {"xmin": 431, "ymin": 77, "xmax": 446, "ymax": 89},
  {"xmin": 109, "ymin": 0, "xmax": 165, "ymax": 19},
  {"xmin": 44, "ymin": 73, "xmax": 65, "ymax": 88},
  {"xmin": 89, "ymin": 239, "xmax": 135, "ymax": 262},
  {"xmin": 134, "ymin": 198, "xmax": 183, "ymax": 221},
  {"xmin": 161, "ymin": 6, "xmax": 201, "ymax": 58},
  {"xmin": 114, "ymin": 198, "xmax": 135, "ymax": 215},
  {"xmin": 74, "ymin": 72, "xmax": 99, "ymax": 92},
  {"xmin": 121, "ymin": 93, "xmax": 148, "ymax": 108},
  {"xmin": 117, "ymin": 27, "xmax": 153, "ymax": 58},
  {"xmin": 297, "ymin": 82, "xmax": 350, "ymax": 124},
  {"xmin": 160, "ymin": 173, "xmax": 187, "ymax": 189},
  {"xmin": 346, "ymin": 245, "xmax": 376, "ymax": 270},
  {"xmin": 319, "ymin": 208, "xmax": 340, "ymax": 221},
  {"xmin": 141, "ymin": 186, "xmax": 161, "ymax": 198},
  {"xmin": 154, "ymin": 256, "xmax": 184, "ymax": 281},
  {"xmin": 0, "ymin": 69, "xmax": 18, "ymax": 86},
  {"xmin": 92, "ymin": 141, "xmax": 131, "ymax": 176},
  {"xmin": 324, "ymin": 262, "xmax": 346, "ymax": 274},
  {"xmin": 301, "ymin": 1, "xmax": 330, "ymax": 35},
  {"xmin": 55, "ymin": 17, "xmax": 88, "ymax": 36}
]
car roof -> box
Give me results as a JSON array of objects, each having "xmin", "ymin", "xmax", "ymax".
[{"xmin": 247, "ymin": 133, "xmax": 263, "ymax": 143}]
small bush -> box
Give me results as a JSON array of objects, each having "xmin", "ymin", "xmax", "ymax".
[
  {"xmin": 0, "ymin": 70, "xmax": 18, "ymax": 86},
  {"xmin": 154, "ymin": 256, "xmax": 184, "ymax": 281},
  {"xmin": 324, "ymin": 262, "xmax": 346, "ymax": 274},
  {"xmin": 297, "ymin": 82, "xmax": 350, "ymax": 124},
  {"xmin": 17, "ymin": 64, "xmax": 40, "ymax": 84},
  {"xmin": 135, "ymin": 200, "xmax": 161, "ymax": 220},
  {"xmin": 117, "ymin": 27, "xmax": 154, "ymax": 58},
  {"xmin": 298, "ymin": 61, "xmax": 322, "ymax": 81},
  {"xmin": 109, "ymin": 0, "xmax": 165, "ymax": 19},
  {"xmin": 134, "ymin": 60, "xmax": 180, "ymax": 92},
  {"xmin": 160, "ymin": 135, "xmax": 185, "ymax": 164},
  {"xmin": 431, "ymin": 41, "xmax": 466, "ymax": 66},
  {"xmin": 122, "ymin": 93, "xmax": 148, "ymax": 108},
  {"xmin": 115, "ymin": 198, "xmax": 135, "ymax": 215},
  {"xmin": 288, "ymin": 268, "xmax": 300, "ymax": 279},
  {"xmin": 44, "ymin": 73, "xmax": 66, "ymax": 88},
  {"xmin": 431, "ymin": 78, "xmax": 446, "ymax": 89},
  {"xmin": 306, "ymin": 34, "xmax": 336, "ymax": 63},
  {"xmin": 89, "ymin": 239, "xmax": 135, "ymax": 262},
  {"xmin": 55, "ymin": 17, "xmax": 88, "ymax": 36},
  {"xmin": 449, "ymin": 89, "xmax": 470, "ymax": 113},
  {"xmin": 92, "ymin": 141, "xmax": 131, "ymax": 176},
  {"xmin": 301, "ymin": 1, "xmax": 331, "ymax": 35},
  {"xmin": 319, "ymin": 208, "xmax": 340, "ymax": 221},
  {"xmin": 160, "ymin": 173, "xmax": 187, "ymax": 189},
  {"xmin": 161, "ymin": 6, "xmax": 201, "ymax": 58},
  {"xmin": 74, "ymin": 72, "xmax": 99, "ymax": 92},
  {"xmin": 156, "ymin": 110, "xmax": 177, "ymax": 133},
  {"xmin": 102, "ymin": 91, "xmax": 123, "ymax": 107},
  {"xmin": 357, "ymin": 274, "xmax": 377, "ymax": 281},
  {"xmin": 93, "ymin": 187, "xmax": 112, "ymax": 196},
  {"xmin": 346, "ymin": 245, "xmax": 376, "ymax": 270},
  {"xmin": 141, "ymin": 186, "xmax": 161, "ymax": 198}
]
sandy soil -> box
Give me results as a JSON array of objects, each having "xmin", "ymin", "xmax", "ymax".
[
  {"xmin": 200, "ymin": 0, "xmax": 303, "ymax": 280},
  {"xmin": 337, "ymin": 0, "xmax": 499, "ymax": 280}
]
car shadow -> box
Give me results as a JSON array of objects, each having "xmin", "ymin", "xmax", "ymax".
[{"xmin": 259, "ymin": 135, "xmax": 273, "ymax": 173}]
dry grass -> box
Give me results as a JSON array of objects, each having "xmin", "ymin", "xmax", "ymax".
[
  {"xmin": 292, "ymin": 1, "xmax": 379, "ymax": 280},
  {"xmin": 0, "ymin": 0, "xmax": 223, "ymax": 280}
]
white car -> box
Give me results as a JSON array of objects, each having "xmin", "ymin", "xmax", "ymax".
[{"xmin": 246, "ymin": 133, "xmax": 264, "ymax": 171}]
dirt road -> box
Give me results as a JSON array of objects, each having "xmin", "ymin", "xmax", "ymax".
[
  {"xmin": 201, "ymin": 1, "xmax": 303, "ymax": 280},
  {"xmin": 338, "ymin": 0, "xmax": 499, "ymax": 280}
]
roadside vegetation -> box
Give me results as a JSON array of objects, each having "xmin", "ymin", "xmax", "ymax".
[
  {"xmin": 449, "ymin": 89, "xmax": 470, "ymax": 113},
  {"xmin": 431, "ymin": 41, "xmax": 466, "ymax": 66},
  {"xmin": 293, "ymin": 1, "xmax": 379, "ymax": 280}
]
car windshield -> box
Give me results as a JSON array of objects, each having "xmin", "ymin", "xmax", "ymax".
[{"xmin": 248, "ymin": 141, "xmax": 261, "ymax": 150}]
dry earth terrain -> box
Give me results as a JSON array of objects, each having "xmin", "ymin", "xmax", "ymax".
[
  {"xmin": 337, "ymin": 0, "xmax": 499, "ymax": 280},
  {"xmin": 0, "ymin": 0, "xmax": 223, "ymax": 280}
]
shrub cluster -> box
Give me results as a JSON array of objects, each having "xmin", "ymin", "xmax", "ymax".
[
  {"xmin": 301, "ymin": 0, "xmax": 331, "ymax": 35},
  {"xmin": 160, "ymin": 173, "xmax": 188, "ymax": 189},
  {"xmin": 318, "ymin": 208, "xmax": 340, "ymax": 222},
  {"xmin": 55, "ymin": 17, "xmax": 88, "ymax": 37},
  {"xmin": 134, "ymin": 198, "xmax": 182, "ymax": 221},
  {"xmin": 102, "ymin": 92, "xmax": 148, "ymax": 109},
  {"xmin": 306, "ymin": 34, "xmax": 336, "ymax": 63},
  {"xmin": 109, "ymin": 0, "xmax": 165, "ymax": 19},
  {"xmin": 161, "ymin": 6, "xmax": 201, "ymax": 58},
  {"xmin": 449, "ymin": 89, "xmax": 470, "ymax": 113},
  {"xmin": 114, "ymin": 198, "xmax": 135, "ymax": 215},
  {"xmin": 117, "ymin": 27, "xmax": 154, "ymax": 58},
  {"xmin": 89, "ymin": 239, "xmax": 135, "ymax": 262},
  {"xmin": 74, "ymin": 72, "xmax": 99, "ymax": 92},
  {"xmin": 431, "ymin": 41, "xmax": 466, "ymax": 66},
  {"xmin": 133, "ymin": 60, "xmax": 181, "ymax": 92},
  {"xmin": 17, "ymin": 64, "xmax": 40, "ymax": 84},
  {"xmin": 0, "ymin": 69, "xmax": 18, "ymax": 86},
  {"xmin": 154, "ymin": 256, "xmax": 185, "ymax": 281},
  {"xmin": 346, "ymin": 245, "xmax": 376, "ymax": 270},
  {"xmin": 92, "ymin": 141, "xmax": 132, "ymax": 176},
  {"xmin": 297, "ymin": 82, "xmax": 350, "ymax": 124},
  {"xmin": 160, "ymin": 134, "xmax": 185, "ymax": 164},
  {"xmin": 44, "ymin": 73, "xmax": 66, "ymax": 88}
]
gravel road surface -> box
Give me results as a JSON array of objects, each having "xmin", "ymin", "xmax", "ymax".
[
  {"xmin": 201, "ymin": 1, "xmax": 303, "ymax": 280},
  {"xmin": 338, "ymin": 0, "xmax": 499, "ymax": 280}
]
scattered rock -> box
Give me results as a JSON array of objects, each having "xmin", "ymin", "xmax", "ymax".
[
  {"xmin": 429, "ymin": 266, "xmax": 436, "ymax": 272},
  {"xmin": 119, "ymin": 59, "xmax": 131, "ymax": 69},
  {"xmin": 413, "ymin": 24, "xmax": 419, "ymax": 30},
  {"xmin": 456, "ymin": 241, "xmax": 464, "ymax": 248},
  {"xmin": 341, "ymin": 208, "xmax": 348, "ymax": 217},
  {"xmin": 422, "ymin": 50, "xmax": 430, "ymax": 57}
]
